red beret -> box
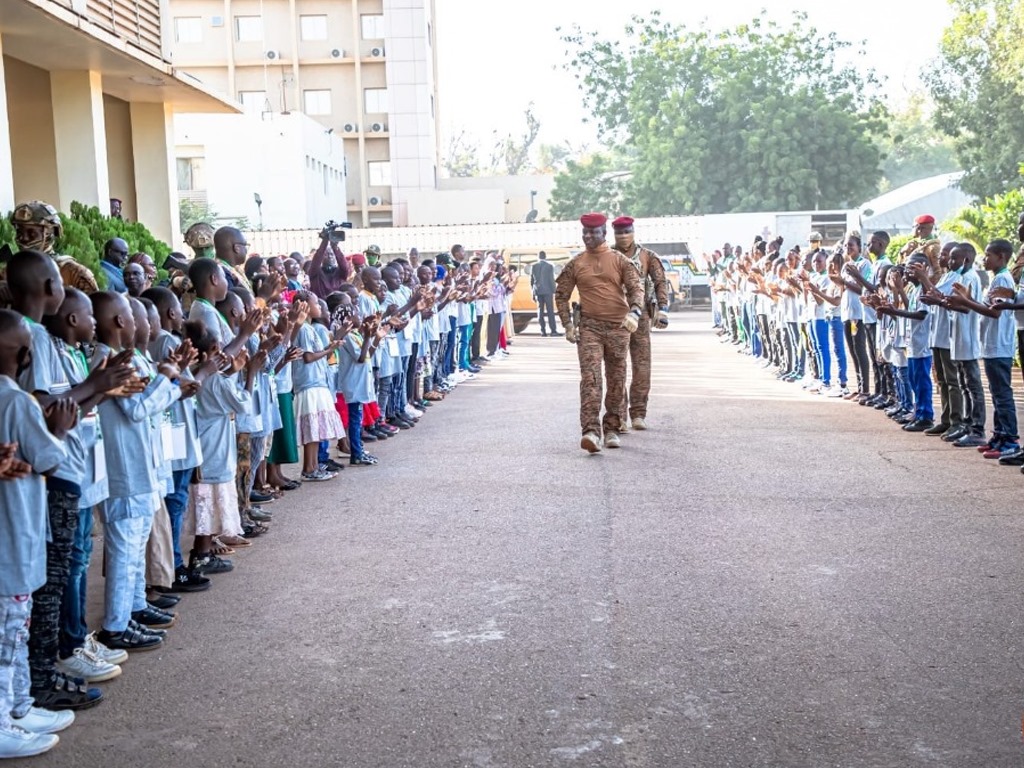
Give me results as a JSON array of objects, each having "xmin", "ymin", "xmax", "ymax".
[
  {"xmin": 579, "ymin": 212, "xmax": 607, "ymax": 228},
  {"xmin": 612, "ymin": 216, "xmax": 634, "ymax": 230},
  {"xmin": 914, "ymin": 214, "xmax": 935, "ymax": 225},
  {"xmin": 351, "ymin": 253, "xmax": 366, "ymax": 266}
]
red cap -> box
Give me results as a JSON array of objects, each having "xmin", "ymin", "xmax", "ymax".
[
  {"xmin": 612, "ymin": 216, "xmax": 634, "ymax": 230},
  {"xmin": 351, "ymin": 253, "xmax": 367, "ymax": 267},
  {"xmin": 579, "ymin": 212, "xmax": 607, "ymax": 228},
  {"xmin": 914, "ymin": 214, "xmax": 935, "ymax": 225}
]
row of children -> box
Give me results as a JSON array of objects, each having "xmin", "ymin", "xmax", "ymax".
[
  {"xmin": 713, "ymin": 222, "xmax": 1024, "ymax": 467},
  {"xmin": 0, "ymin": 242, "xmax": 515, "ymax": 758}
]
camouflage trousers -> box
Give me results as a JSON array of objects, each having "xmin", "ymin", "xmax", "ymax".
[
  {"xmin": 623, "ymin": 315, "xmax": 652, "ymax": 420},
  {"xmin": 577, "ymin": 317, "xmax": 630, "ymax": 436},
  {"xmin": 29, "ymin": 487, "xmax": 79, "ymax": 691}
]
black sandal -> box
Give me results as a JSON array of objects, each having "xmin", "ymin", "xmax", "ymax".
[{"xmin": 31, "ymin": 673, "xmax": 103, "ymax": 711}]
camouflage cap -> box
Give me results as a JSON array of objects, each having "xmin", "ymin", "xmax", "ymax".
[
  {"xmin": 365, "ymin": 244, "xmax": 382, "ymax": 256},
  {"xmin": 12, "ymin": 201, "xmax": 62, "ymax": 232},
  {"xmin": 184, "ymin": 222, "xmax": 215, "ymax": 249}
]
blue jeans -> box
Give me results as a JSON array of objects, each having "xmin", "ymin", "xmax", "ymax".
[
  {"xmin": 811, "ymin": 319, "xmax": 829, "ymax": 385},
  {"xmin": 747, "ymin": 304, "xmax": 762, "ymax": 357},
  {"xmin": 395, "ymin": 357, "xmax": 408, "ymax": 413},
  {"xmin": 984, "ymin": 357, "xmax": 1018, "ymax": 441},
  {"xmin": 0, "ymin": 595, "xmax": 33, "ymax": 729},
  {"xmin": 165, "ymin": 468, "xmax": 193, "ymax": 571},
  {"xmin": 829, "ymin": 317, "xmax": 848, "ymax": 386},
  {"xmin": 318, "ymin": 440, "xmax": 329, "ymax": 463},
  {"xmin": 458, "ymin": 324, "xmax": 473, "ymax": 370},
  {"xmin": 102, "ymin": 513, "xmax": 152, "ymax": 633},
  {"xmin": 908, "ymin": 356, "xmax": 934, "ymax": 421},
  {"xmin": 895, "ymin": 365, "xmax": 912, "ymax": 410},
  {"xmin": 58, "ymin": 506, "xmax": 94, "ymax": 657},
  {"xmin": 347, "ymin": 402, "xmax": 364, "ymax": 459},
  {"xmin": 443, "ymin": 318, "xmax": 457, "ymax": 376}
]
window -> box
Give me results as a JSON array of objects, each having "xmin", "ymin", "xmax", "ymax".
[
  {"xmin": 299, "ymin": 15, "xmax": 327, "ymax": 41},
  {"xmin": 176, "ymin": 158, "xmax": 205, "ymax": 191},
  {"xmin": 235, "ymin": 15, "xmax": 263, "ymax": 42},
  {"xmin": 174, "ymin": 17, "xmax": 202, "ymax": 44},
  {"xmin": 368, "ymin": 161, "xmax": 391, "ymax": 187},
  {"xmin": 364, "ymin": 88, "xmax": 388, "ymax": 114},
  {"xmin": 303, "ymin": 89, "xmax": 332, "ymax": 116},
  {"xmin": 361, "ymin": 14, "xmax": 385, "ymax": 40},
  {"xmin": 238, "ymin": 90, "xmax": 268, "ymax": 116}
]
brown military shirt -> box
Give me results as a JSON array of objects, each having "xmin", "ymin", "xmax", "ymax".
[{"xmin": 555, "ymin": 245, "xmax": 644, "ymax": 325}]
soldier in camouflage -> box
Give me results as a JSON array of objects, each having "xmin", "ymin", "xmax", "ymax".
[
  {"xmin": 611, "ymin": 216, "xmax": 670, "ymax": 431},
  {"xmin": 556, "ymin": 213, "xmax": 644, "ymax": 454},
  {"xmin": 11, "ymin": 202, "xmax": 98, "ymax": 293}
]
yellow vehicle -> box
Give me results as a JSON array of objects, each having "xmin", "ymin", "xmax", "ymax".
[{"xmin": 502, "ymin": 247, "xmax": 578, "ymax": 333}]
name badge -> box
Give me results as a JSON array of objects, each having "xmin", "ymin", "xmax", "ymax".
[
  {"xmin": 94, "ymin": 434, "xmax": 107, "ymax": 483},
  {"xmin": 387, "ymin": 336, "xmax": 400, "ymax": 356}
]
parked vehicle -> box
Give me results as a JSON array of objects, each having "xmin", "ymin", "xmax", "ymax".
[{"xmin": 504, "ymin": 247, "xmax": 578, "ymax": 333}]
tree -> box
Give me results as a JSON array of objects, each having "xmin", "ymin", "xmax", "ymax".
[
  {"xmin": 925, "ymin": 0, "xmax": 1024, "ymax": 199},
  {"xmin": 443, "ymin": 130, "xmax": 482, "ymax": 178},
  {"xmin": 877, "ymin": 92, "xmax": 960, "ymax": 192},
  {"xmin": 548, "ymin": 153, "xmax": 627, "ymax": 221},
  {"xmin": 536, "ymin": 142, "xmax": 577, "ymax": 174},
  {"xmin": 179, "ymin": 198, "xmax": 219, "ymax": 236},
  {"xmin": 942, "ymin": 188, "xmax": 1024, "ymax": 252},
  {"xmin": 492, "ymin": 104, "xmax": 541, "ymax": 176},
  {"xmin": 561, "ymin": 12, "xmax": 886, "ymax": 216}
]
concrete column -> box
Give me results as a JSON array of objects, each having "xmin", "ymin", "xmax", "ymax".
[
  {"xmin": 129, "ymin": 101, "xmax": 177, "ymax": 245},
  {"xmin": 50, "ymin": 70, "xmax": 110, "ymax": 211},
  {"xmin": 0, "ymin": 35, "xmax": 17, "ymax": 213}
]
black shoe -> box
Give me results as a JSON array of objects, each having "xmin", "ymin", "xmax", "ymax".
[
  {"xmin": 902, "ymin": 419, "xmax": 933, "ymax": 432},
  {"xmin": 387, "ymin": 417, "xmax": 411, "ymax": 430},
  {"xmin": 171, "ymin": 565, "xmax": 212, "ymax": 592},
  {"xmin": 249, "ymin": 490, "xmax": 275, "ymax": 504},
  {"xmin": 146, "ymin": 592, "xmax": 181, "ymax": 610},
  {"xmin": 127, "ymin": 619, "xmax": 166, "ymax": 638},
  {"xmin": 350, "ymin": 453, "xmax": 379, "ymax": 466},
  {"xmin": 999, "ymin": 448, "xmax": 1024, "ymax": 466},
  {"xmin": 895, "ymin": 413, "xmax": 915, "ymax": 424},
  {"xmin": 360, "ymin": 429, "xmax": 378, "ymax": 442},
  {"xmin": 924, "ymin": 422, "xmax": 951, "ymax": 436},
  {"xmin": 96, "ymin": 626, "xmax": 163, "ymax": 652},
  {"xmin": 540, "ymin": 331, "xmax": 548, "ymax": 337},
  {"xmin": 941, "ymin": 426, "xmax": 968, "ymax": 442},
  {"xmin": 30, "ymin": 673, "xmax": 103, "ymax": 711},
  {"xmin": 323, "ymin": 459, "xmax": 346, "ymax": 472},
  {"xmin": 369, "ymin": 426, "xmax": 390, "ymax": 440},
  {"xmin": 191, "ymin": 550, "xmax": 233, "ymax": 575},
  {"xmin": 468, "ymin": 365, "xmax": 482, "ymax": 374},
  {"xmin": 132, "ymin": 606, "xmax": 176, "ymax": 629}
]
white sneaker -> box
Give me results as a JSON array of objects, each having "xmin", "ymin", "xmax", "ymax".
[
  {"xmin": 631, "ymin": 417, "xmax": 648, "ymax": 431},
  {"xmin": 604, "ymin": 432, "xmax": 621, "ymax": 449},
  {"xmin": 827, "ymin": 386, "xmax": 849, "ymax": 398},
  {"xmin": 57, "ymin": 647, "xmax": 122, "ymax": 683},
  {"xmin": 404, "ymin": 405, "xmax": 423, "ymax": 418},
  {"xmin": 84, "ymin": 632, "xmax": 129, "ymax": 665},
  {"xmin": 0, "ymin": 727, "xmax": 58, "ymax": 758},
  {"xmin": 580, "ymin": 432, "xmax": 602, "ymax": 453},
  {"xmin": 12, "ymin": 707, "xmax": 74, "ymax": 734}
]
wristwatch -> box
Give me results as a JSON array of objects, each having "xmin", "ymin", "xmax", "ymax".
[{"xmin": 659, "ymin": 306, "xmax": 669, "ymax": 312}]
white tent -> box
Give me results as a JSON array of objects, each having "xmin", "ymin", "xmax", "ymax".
[{"xmin": 859, "ymin": 172, "xmax": 971, "ymax": 235}]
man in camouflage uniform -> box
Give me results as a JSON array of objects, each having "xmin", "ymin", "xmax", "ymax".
[
  {"xmin": 556, "ymin": 213, "xmax": 644, "ymax": 454},
  {"xmin": 11, "ymin": 201, "xmax": 98, "ymax": 293},
  {"xmin": 611, "ymin": 216, "xmax": 670, "ymax": 431}
]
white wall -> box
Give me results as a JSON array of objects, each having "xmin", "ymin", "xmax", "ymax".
[
  {"xmin": 405, "ymin": 188, "xmax": 505, "ymax": 226},
  {"xmin": 439, "ymin": 174, "xmax": 556, "ymax": 222},
  {"xmin": 174, "ymin": 111, "xmax": 348, "ymax": 232}
]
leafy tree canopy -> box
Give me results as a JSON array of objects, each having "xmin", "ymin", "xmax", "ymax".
[
  {"xmin": 925, "ymin": 0, "xmax": 1024, "ymax": 199},
  {"xmin": 556, "ymin": 11, "xmax": 887, "ymax": 217}
]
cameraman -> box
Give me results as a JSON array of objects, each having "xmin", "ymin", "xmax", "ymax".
[{"xmin": 309, "ymin": 220, "xmax": 351, "ymax": 299}]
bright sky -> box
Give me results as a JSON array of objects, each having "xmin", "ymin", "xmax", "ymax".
[{"xmin": 434, "ymin": 0, "xmax": 953, "ymax": 162}]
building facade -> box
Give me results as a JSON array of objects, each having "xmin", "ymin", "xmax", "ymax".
[
  {"xmin": 0, "ymin": 0, "xmax": 237, "ymax": 245},
  {"xmin": 168, "ymin": 0, "xmax": 440, "ymax": 228}
]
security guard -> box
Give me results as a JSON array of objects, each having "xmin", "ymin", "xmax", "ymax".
[
  {"xmin": 556, "ymin": 213, "xmax": 644, "ymax": 453},
  {"xmin": 611, "ymin": 216, "xmax": 670, "ymax": 430},
  {"xmin": 10, "ymin": 201, "xmax": 98, "ymax": 293}
]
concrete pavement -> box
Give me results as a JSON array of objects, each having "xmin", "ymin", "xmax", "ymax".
[{"xmin": 45, "ymin": 313, "xmax": 1024, "ymax": 767}]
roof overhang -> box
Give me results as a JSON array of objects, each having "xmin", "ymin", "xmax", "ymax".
[{"xmin": 0, "ymin": 0, "xmax": 240, "ymax": 114}]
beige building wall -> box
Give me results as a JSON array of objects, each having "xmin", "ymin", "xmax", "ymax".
[
  {"xmin": 169, "ymin": 0, "xmax": 440, "ymax": 228},
  {"xmin": 4, "ymin": 56, "xmax": 59, "ymax": 208},
  {"xmin": 103, "ymin": 95, "xmax": 139, "ymax": 222}
]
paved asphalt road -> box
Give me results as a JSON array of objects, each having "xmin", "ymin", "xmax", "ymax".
[{"xmin": 42, "ymin": 312, "xmax": 1024, "ymax": 768}]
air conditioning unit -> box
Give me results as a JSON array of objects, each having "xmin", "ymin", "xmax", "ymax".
[
  {"xmin": 368, "ymin": 196, "xmax": 383, "ymax": 206},
  {"xmin": 370, "ymin": 122, "xmax": 386, "ymax": 133},
  {"xmin": 370, "ymin": 47, "xmax": 385, "ymax": 58},
  {"xmin": 343, "ymin": 123, "xmax": 359, "ymax": 133},
  {"xmin": 265, "ymin": 50, "xmax": 281, "ymax": 60},
  {"xmin": 330, "ymin": 48, "xmax": 344, "ymax": 59},
  {"xmin": 210, "ymin": 15, "xmax": 224, "ymax": 27}
]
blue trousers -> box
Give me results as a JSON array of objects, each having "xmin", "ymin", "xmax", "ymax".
[
  {"xmin": 0, "ymin": 595, "xmax": 33, "ymax": 729},
  {"xmin": 908, "ymin": 356, "xmax": 934, "ymax": 421},
  {"xmin": 458, "ymin": 324, "xmax": 473, "ymax": 370},
  {"xmin": 165, "ymin": 468, "xmax": 194, "ymax": 571},
  {"xmin": 894, "ymin": 365, "xmax": 912, "ymax": 411},
  {"xmin": 984, "ymin": 357, "xmax": 1018, "ymax": 441},
  {"xmin": 443, "ymin": 318, "xmax": 457, "ymax": 376},
  {"xmin": 347, "ymin": 402, "xmax": 364, "ymax": 459},
  {"xmin": 102, "ymin": 513, "xmax": 153, "ymax": 633},
  {"xmin": 58, "ymin": 506, "xmax": 93, "ymax": 658}
]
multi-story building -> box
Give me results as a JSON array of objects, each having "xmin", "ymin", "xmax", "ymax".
[
  {"xmin": 0, "ymin": 0, "xmax": 236, "ymax": 245},
  {"xmin": 168, "ymin": 0, "xmax": 441, "ymax": 228}
]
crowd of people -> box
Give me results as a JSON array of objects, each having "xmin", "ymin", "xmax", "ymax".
[
  {"xmin": 709, "ymin": 213, "xmax": 1024, "ymax": 467},
  {"xmin": 0, "ymin": 201, "xmax": 520, "ymax": 758}
]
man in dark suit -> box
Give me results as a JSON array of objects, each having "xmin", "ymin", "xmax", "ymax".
[{"xmin": 531, "ymin": 251, "xmax": 558, "ymax": 336}]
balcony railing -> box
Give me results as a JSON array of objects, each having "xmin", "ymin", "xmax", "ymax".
[{"xmin": 82, "ymin": 0, "xmax": 163, "ymax": 59}]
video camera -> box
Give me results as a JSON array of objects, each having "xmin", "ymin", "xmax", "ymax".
[{"xmin": 320, "ymin": 220, "xmax": 353, "ymax": 243}]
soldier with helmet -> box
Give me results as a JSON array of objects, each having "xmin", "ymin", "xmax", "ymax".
[
  {"xmin": 10, "ymin": 201, "xmax": 98, "ymax": 293},
  {"xmin": 184, "ymin": 222, "xmax": 215, "ymax": 260}
]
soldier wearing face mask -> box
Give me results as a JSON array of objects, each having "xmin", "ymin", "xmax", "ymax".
[
  {"xmin": 610, "ymin": 216, "xmax": 670, "ymax": 431},
  {"xmin": 6, "ymin": 202, "xmax": 98, "ymax": 297}
]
